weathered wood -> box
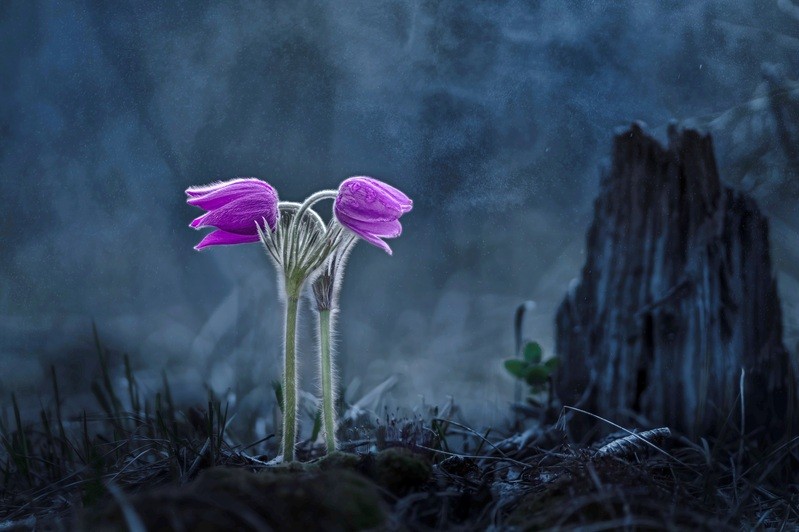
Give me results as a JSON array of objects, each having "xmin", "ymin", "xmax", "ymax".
[{"xmin": 555, "ymin": 123, "xmax": 797, "ymax": 441}]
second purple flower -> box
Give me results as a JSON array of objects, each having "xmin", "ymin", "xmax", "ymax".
[{"xmin": 333, "ymin": 176, "xmax": 413, "ymax": 255}]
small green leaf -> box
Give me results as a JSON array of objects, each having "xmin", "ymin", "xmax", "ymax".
[
  {"xmin": 523, "ymin": 342, "xmax": 543, "ymax": 364},
  {"xmin": 525, "ymin": 365, "xmax": 549, "ymax": 386},
  {"xmin": 504, "ymin": 359, "xmax": 529, "ymax": 379},
  {"xmin": 544, "ymin": 357, "xmax": 559, "ymax": 372}
]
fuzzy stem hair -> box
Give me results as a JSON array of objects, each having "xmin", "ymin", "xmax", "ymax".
[
  {"xmin": 281, "ymin": 280, "xmax": 302, "ymax": 462},
  {"xmin": 312, "ymin": 232, "xmax": 357, "ymax": 452},
  {"xmin": 318, "ymin": 308, "xmax": 337, "ymax": 452}
]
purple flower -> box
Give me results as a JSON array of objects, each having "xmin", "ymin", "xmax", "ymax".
[
  {"xmin": 186, "ymin": 178, "xmax": 279, "ymax": 251},
  {"xmin": 333, "ymin": 176, "xmax": 413, "ymax": 255}
]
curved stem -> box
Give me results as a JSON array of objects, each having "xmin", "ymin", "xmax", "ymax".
[
  {"xmin": 282, "ymin": 282, "xmax": 301, "ymax": 461},
  {"xmin": 319, "ymin": 309, "xmax": 336, "ymax": 452},
  {"xmin": 338, "ymin": 230, "xmax": 359, "ymax": 258},
  {"xmin": 289, "ymin": 191, "xmax": 336, "ymax": 267},
  {"xmin": 291, "ymin": 190, "xmax": 337, "ymax": 236}
]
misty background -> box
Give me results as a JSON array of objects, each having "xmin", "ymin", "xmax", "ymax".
[{"xmin": 2, "ymin": 1, "xmax": 799, "ymax": 430}]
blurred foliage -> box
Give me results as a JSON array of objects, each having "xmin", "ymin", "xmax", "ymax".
[{"xmin": 504, "ymin": 341, "xmax": 559, "ymax": 398}]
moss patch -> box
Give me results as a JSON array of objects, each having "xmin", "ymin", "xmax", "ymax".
[{"xmin": 86, "ymin": 466, "xmax": 387, "ymax": 531}]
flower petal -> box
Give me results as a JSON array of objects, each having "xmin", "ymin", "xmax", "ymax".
[
  {"xmin": 336, "ymin": 212, "xmax": 401, "ymax": 254},
  {"xmin": 336, "ymin": 211, "xmax": 402, "ymax": 238},
  {"xmin": 194, "ymin": 229, "xmax": 260, "ymax": 250},
  {"xmin": 335, "ymin": 181, "xmax": 403, "ymax": 222},
  {"xmin": 357, "ymin": 177, "xmax": 413, "ymax": 213},
  {"xmin": 185, "ymin": 177, "xmax": 266, "ymax": 197},
  {"xmin": 187, "ymin": 179, "xmax": 276, "ymax": 210},
  {"xmin": 351, "ymin": 229, "xmax": 393, "ymax": 255},
  {"xmin": 190, "ymin": 212, "xmax": 209, "ymax": 229},
  {"xmin": 190, "ymin": 193, "xmax": 279, "ymax": 235}
]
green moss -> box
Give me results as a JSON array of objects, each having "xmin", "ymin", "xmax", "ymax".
[
  {"xmin": 85, "ymin": 466, "xmax": 386, "ymax": 531},
  {"xmin": 372, "ymin": 447, "xmax": 432, "ymax": 496},
  {"xmin": 316, "ymin": 450, "xmax": 362, "ymax": 472},
  {"xmin": 259, "ymin": 460, "xmax": 321, "ymax": 475}
]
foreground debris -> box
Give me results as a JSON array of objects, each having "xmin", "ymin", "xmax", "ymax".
[{"xmin": 1, "ymin": 347, "xmax": 797, "ymax": 530}]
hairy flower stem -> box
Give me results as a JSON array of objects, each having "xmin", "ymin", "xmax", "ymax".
[
  {"xmin": 282, "ymin": 281, "xmax": 302, "ymax": 462},
  {"xmin": 318, "ymin": 309, "xmax": 336, "ymax": 452},
  {"xmin": 259, "ymin": 193, "xmax": 348, "ymax": 462},
  {"xmin": 312, "ymin": 236, "xmax": 357, "ymax": 454}
]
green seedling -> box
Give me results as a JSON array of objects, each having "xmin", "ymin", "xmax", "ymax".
[{"xmin": 503, "ymin": 341, "xmax": 559, "ymax": 402}]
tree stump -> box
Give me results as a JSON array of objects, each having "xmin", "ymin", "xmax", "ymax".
[{"xmin": 555, "ymin": 123, "xmax": 797, "ymax": 442}]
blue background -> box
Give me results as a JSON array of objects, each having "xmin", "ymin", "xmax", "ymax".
[{"xmin": 2, "ymin": 1, "xmax": 798, "ymax": 428}]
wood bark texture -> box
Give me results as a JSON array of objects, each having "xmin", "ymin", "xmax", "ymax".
[{"xmin": 555, "ymin": 123, "xmax": 797, "ymax": 441}]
